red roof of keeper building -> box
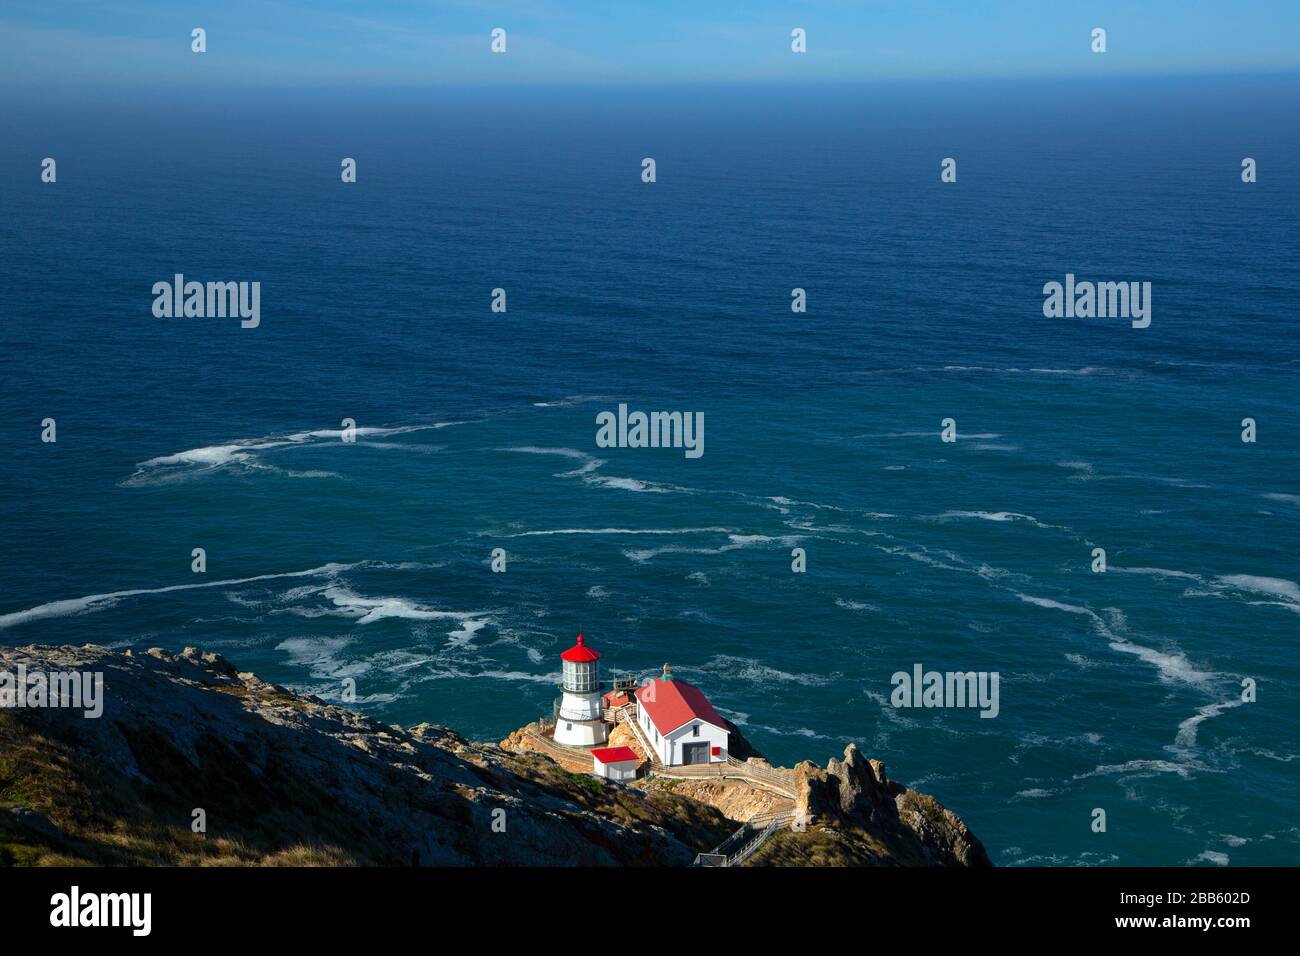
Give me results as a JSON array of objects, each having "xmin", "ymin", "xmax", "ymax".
[
  {"xmin": 591, "ymin": 746, "xmax": 639, "ymax": 765},
  {"xmin": 635, "ymin": 677, "xmax": 726, "ymax": 734},
  {"xmin": 560, "ymin": 633, "xmax": 600, "ymax": 663}
]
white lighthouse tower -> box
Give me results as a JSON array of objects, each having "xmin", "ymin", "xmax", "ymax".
[{"xmin": 553, "ymin": 633, "xmax": 608, "ymax": 747}]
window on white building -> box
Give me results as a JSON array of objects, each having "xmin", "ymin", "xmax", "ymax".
[{"xmin": 692, "ymin": 724, "xmax": 700, "ymax": 737}]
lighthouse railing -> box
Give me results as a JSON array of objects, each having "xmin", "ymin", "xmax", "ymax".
[{"xmin": 553, "ymin": 697, "xmax": 604, "ymax": 723}]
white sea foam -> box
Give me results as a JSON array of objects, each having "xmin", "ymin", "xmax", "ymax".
[
  {"xmin": 1112, "ymin": 566, "xmax": 1201, "ymax": 582},
  {"xmin": 1014, "ymin": 592, "xmax": 1216, "ymax": 687},
  {"xmin": 529, "ymin": 395, "xmax": 607, "ymax": 409},
  {"xmin": 865, "ymin": 689, "xmax": 921, "ymax": 728},
  {"xmin": 1064, "ymin": 652, "xmax": 1103, "ymax": 669},
  {"xmin": 557, "ymin": 458, "xmax": 606, "ymax": 477},
  {"xmin": 1073, "ymin": 759, "xmax": 1202, "ymax": 780},
  {"xmin": 0, "ymin": 563, "xmax": 359, "ymax": 630},
  {"xmin": 933, "ymin": 510, "xmax": 1047, "ymax": 526},
  {"xmin": 696, "ymin": 654, "xmax": 836, "ymax": 687},
  {"xmin": 1262, "ymin": 492, "xmax": 1300, "ymax": 507},
  {"xmin": 277, "ymin": 643, "xmax": 440, "ymax": 705},
  {"xmin": 503, "ymin": 526, "xmax": 735, "ymax": 538},
  {"xmin": 1110, "ymin": 567, "xmax": 1300, "ymax": 615},
  {"xmin": 860, "ymin": 430, "xmax": 1002, "ymax": 439},
  {"xmin": 1126, "ymin": 473, "xmax": 1212, "ymax": 490},
  {"xmin": 587, "ymin": 476, "xmax": 672, "ymax": 493},
  {"xmin": 319, "ymin": 585, "xmax": 494, "ymax": 636},
  {"xmin": 879, "ymin": 543, "xmax": 963, "ymax": 574},
  {"xmin": 936, "ymin": 365, "xmax": 1104, "ymax": 377},
  {"xmin": 1173, "ymin": 698, "xmax": 1246, "ymax": 752},
  {"xmin": 767, "ymin": 495, "xmax": 849, "ymax": 513},
  {"xmin": 126, "ymin": 422, "xmax": 464, "ymax": 485},
  {"xmin": 505, "ymin": 445, "xmax": 591, "ymax": 460},
  {"xmin": 471, "ymin": 669, "xmax": 561, "ymax": 685},
  {"xmin": 623, "ymin": 533, "xmax": 803, "ymax": 564},
  {"xmin": 744, "ymin": 722, "xmax": 833, "ymax": 741},
  {"xmin": 1017, "ymin": 591, "xmax": 1248, "ymax": 770},
  {"xmin": 835, "ymin": 597, "xmax": 879, "ymax": 612},
  {"xmin": 276, "ymin": 636, "xmax": 353, "ymax": 678},
  {"xmin": 1216, "ymin": 574, "xmax": 1300, "ymax": 612},
  {"xmin": 447, "ymin": 619, "xmax": 490, "ymax": 648},
  {"xmin": 502, "ymin": 446, "xmax": 679, "ymax": 494},
  {"xmin": 1106, "ymin": 636, "xmax": 1216, "ymax": 686},
  {"xmin": 1055, "ymin": 459, "xmax": 1109, "ymax": 483}
]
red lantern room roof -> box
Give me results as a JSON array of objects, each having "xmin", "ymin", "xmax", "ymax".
[{"xmin": 560, "ymin": 633, "xmax": 600, "ymax": 663}]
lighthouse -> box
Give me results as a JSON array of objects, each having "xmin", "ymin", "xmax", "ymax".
[{"xmin": 553, "ymin": 633, "xmax": 609, "ymax": 747}]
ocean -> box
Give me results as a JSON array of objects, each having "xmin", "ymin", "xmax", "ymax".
[{"xmin": 2, "ymin": 75, "xmax": 1297, "ymax": 866}]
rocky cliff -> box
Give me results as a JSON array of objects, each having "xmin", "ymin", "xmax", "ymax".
[
  {"xmin": 0, "ymin": 644, "xmax": 730, "ymax": 866},
  {"xmin": 1, "ymin": 643, "xmax": 989, "ymax": 867}
]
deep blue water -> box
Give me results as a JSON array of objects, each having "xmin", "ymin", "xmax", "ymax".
[{"xmin": 2, "ymin": 77, "xmax": 1298, "ymax": 865}]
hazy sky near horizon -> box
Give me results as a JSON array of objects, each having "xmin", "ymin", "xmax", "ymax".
[{"xmin": 2, "ymin": 0, "xmax": 1298, "ymax": 89}]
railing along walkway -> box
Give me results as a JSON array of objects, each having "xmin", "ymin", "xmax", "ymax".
[
  {"xmin": 520, "ymin": 730, "xmax": 598, "ymax": 773},
  {"xmin": 652, "ymin": 759, "xmax": 797, "ymax": 799},
  {"xmin": 693, "ymin": 811, "xmax": 793, "ymax": 867}
]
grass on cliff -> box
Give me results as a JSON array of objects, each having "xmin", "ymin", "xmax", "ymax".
[
  {"xmin": 743, "ymin": 821, "xmax": 895, "ymax": 867},
  {"xmin": 744, "ymin": 809, "xmax": 961, "ymax": 868},
  {"xmin": 3, "ymin": 704, "xmax": 735, "ymax": 867},
  {"xmin": 0, "ymin": 709, "xmax": 358, "ymax": 866},
  {"xmin": 507, "ymin": 753, "xmax": 734, "ymax": 852}
]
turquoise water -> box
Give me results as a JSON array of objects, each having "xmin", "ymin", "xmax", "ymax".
[{"xmin": 2, "ymin": 78, "xmax": 1298, "ymax": 865}]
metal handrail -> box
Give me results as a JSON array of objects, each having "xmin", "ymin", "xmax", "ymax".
[
  {"xmin": 613, "ymin": 703, "xmax": 661, "ymax": 766},
  {"xmin": 653, "ymin": 760, "xmax": 796, "ymax": 799},
  {"xmin": 729, "ymin": 815, "xmax": 785, "ymax": 866},
  {"xmin": 692, "ymin": 811, "xmax": 792, "ymax": 867}
]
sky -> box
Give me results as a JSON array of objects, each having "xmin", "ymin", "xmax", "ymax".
[{"xmin": 1, "ymin": 1, "xmax": 1298, "ymax": 89}]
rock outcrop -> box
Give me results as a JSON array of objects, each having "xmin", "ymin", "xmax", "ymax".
[{"xmin": 760, "ymin": 743, "xmax": 991, "ymax": 866}]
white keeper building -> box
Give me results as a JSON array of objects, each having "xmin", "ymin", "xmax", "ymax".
[{"xmin": 634, "ymin": 666, "xmax": 729, "ymax": 766}]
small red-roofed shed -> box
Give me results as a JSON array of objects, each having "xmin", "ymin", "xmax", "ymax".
[{"xmin": 591, "ymin": 746, "xmax": 639, "ymax": 781}]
